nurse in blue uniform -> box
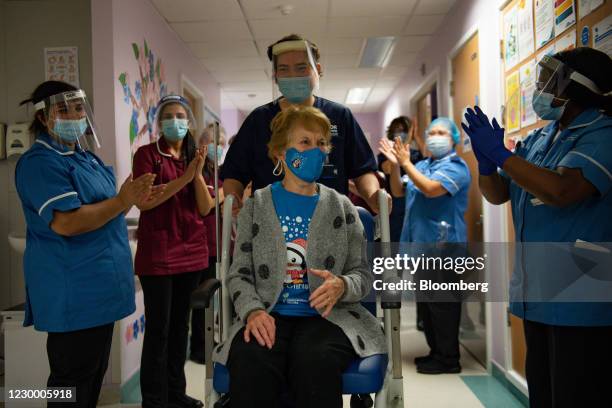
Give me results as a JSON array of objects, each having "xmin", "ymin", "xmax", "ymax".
[
  {"xmin": 379, "ymin": 117, "xmax": 471, "ymax": 374},
  {"xmin": 15, "ymin": 81, "xmax": 161, "ymax": 408},
  {"xmin": 463, "ymin": 47, "xmax": 612, "ymax": 407}
]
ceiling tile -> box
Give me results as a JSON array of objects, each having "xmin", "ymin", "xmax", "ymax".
[
  {"xmin": 201, "ymin": 57, "xmax": 266, "ymax": 72},
  {"xmin": 249, "ymin": 17, "xmax": 327, "ymax": 40},
  {"xmin": 367, "ymin": 87, "xmax": 395, "ymax": 103},
  {"xmin": 404, "ymin": 15, "xmax": 445, "ymax": 35},
  {"xmin": 323, "ymin": 54, "xmax": 360, "ymax": 69},
  {"xmin": 330, "ymin": 0, "xmax": 418, "ymax": 17},
  {"xmin": 318, "ymin": 89, "xmax": 349, "ymax": 103},
  {"xmin": 171, "ymin": 20, "xmax": 252, "ymax": 42},
  {"xmin": 380, "ymin": 65, "xmax": 407, "ymax": 80},
  {"xmin": 241, "ymin": 0, "xmax": 328, "ymax": 19},
  {"xmin": 413, "ymin": 0, "xmax": 457, "ymax": 15},
  {"xmin": 188, "ymin": 41, "xmax": 259, "ymax": 59},
  {"xmin": 328, "ymin": 16, "xmax": 407, "ymax": 37},
  {"xmin": 394, "ymin": 36, "xmax": 432, "ymax": 53},
  {"xmin": 323, "ymin": 78, "xmax": 377, "ymax": 90},
  {"xmin": 212, "ymin": 70, "xmax": 269, "ymax": 83},
  {"xmin": 151, "ymin": 0, "xmax": 244, "ymax": 22},
  {"xmin": 323, "ymin": 38, "xmax": 365, "ymax": 55},
  {"xmin": 388, "ymin": 51, "xmax": 418, "ymax": 67},
  {"xmin": 323, "ymin": 68, "xmax": 382, "ymax": 80}
]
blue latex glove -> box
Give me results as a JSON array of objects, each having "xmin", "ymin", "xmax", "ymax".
[
  {"xmin": 463, "ymin": 106, "xmax": 512, "ymax": 168},
  {"xmin": 462, "ymin": 122, "xmax": 497, "ymax": 176}
]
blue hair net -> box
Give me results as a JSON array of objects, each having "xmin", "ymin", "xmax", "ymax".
[{"xmin": 426, "ymin": 117, "xmax": 460, "ymax": 145}]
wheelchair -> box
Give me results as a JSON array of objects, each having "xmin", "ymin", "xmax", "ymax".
[{"xmin": 191, "ymin": 190, "xmax": 404, "ymax": 408}]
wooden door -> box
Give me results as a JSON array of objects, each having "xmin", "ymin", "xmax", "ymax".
[{"xmin": 451, "ymin": 32, "xmax": 487, "ymax": 366}]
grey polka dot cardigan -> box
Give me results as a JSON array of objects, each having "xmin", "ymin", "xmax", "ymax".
[{"xmin": 212, "ymin": 183, "xmax": 387, "ymax": 365}]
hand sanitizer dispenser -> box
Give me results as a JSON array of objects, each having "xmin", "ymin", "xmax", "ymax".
[
  {"xmin": 0, "ymin": 123, "xmax": 6, "ymax": 159},
  {"xmin": 6, "ymin": 123, "xmax": 31, "ymax": 157}
]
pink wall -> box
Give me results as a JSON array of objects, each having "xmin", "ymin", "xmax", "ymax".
[
  {"xmin": 354, "ymin": 111, "xmax": 384, "ymax": 155},
  {"xmin": 221, "ymin": 108, "xmax": 247, "ymax": 140},
  {"xmin": 92, "ymin": 0, "xmax": 221, "ymax": 181}
]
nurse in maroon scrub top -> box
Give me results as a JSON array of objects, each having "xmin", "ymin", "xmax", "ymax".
[{"xmin": 132, "ymin": 95, "xmax": 214, "ymax": 408}]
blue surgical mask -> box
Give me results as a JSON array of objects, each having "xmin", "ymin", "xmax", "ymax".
[
  {"xmin": 277, "ymin": 76, "xmax": 313, "ymax": 104},
  {"xmin": 532, "ymin": 91, "xmax": 568, "ymax": 121},
  {"xmin": 162, "ymin": 118, "xmax": 189, "ymax": 141},
  {"xmin": 284, "ymin": 147, "xmax": 327, "ymax": 183},
  {"xmin": 207, "ymin": 143, "xmax": 223, "ymax": 162},
  {"xmin": 393, "ymin": 131, "xmax": 408, "ymax": 142},
  {"xmin": 426, "ymin": 135, "xmax": 453, "ymax": 158},
  {"xmin": 52, "ymin": 118, "xmax": 88, "ymax": 143}
]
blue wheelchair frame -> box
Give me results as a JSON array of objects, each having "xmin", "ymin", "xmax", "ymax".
[{"xmin": 191, "ymin": 190, "xmax": 403, "ymax": 408}]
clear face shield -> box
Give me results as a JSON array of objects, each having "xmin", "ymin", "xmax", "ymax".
[
  {"xmin": 35, "ymin": 89, "xmax": 100, "ymax": 150},
  {"xmin": 153, "ymin": 95, "xmax": 197, "ymax": 139},
  {"xmin": 535, "ymin": 55, "xmax": 604, "ymax": 102},
  {"xmin": 271, "ymin": 40, "xmax": 320, "ymax": 104}
]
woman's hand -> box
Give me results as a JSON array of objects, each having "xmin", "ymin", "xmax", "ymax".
[
  {"xmin": 378, "ymin": 138, "xmax": 399, "ymax": 167},
  {"xmin": 118, "ymin": 173, "xmax": 156, "ymax": 208},
  {"xmin": 135, "ymin": 184, "xmax": 167, "ymax": 207},
  {"xmin": 392, "ymin": 137, "xmax": 411, "ymax": 168},
  {"xmin": 196, "ymin": 146, "xmax": 207, "ymax": 176},
  {"xmin": 184, "ymin": 150, "xmax": 204, "ymax": 182},
  {"xmin": 245, "ymin": 309, "xmax": 276, "ymax": 349},
  {"xmin": 309, "ymin": 269, "xmax": 346, "ymax": 318}
]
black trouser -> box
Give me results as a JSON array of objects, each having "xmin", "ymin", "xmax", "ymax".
[
  {"xmin": 227, "ymin": 313, "xmax": 357, "ymax": 408},
  {"xmin": 139, "ymin": 271, "xmax": 202, "ymax": 408},
  {"xmin": 419, "ymin": 301, "xmax": 462, "ymax": 366},
  {"xmin": 190, "ymin": 257, "xmax": 217, "ymax": 357},
  {"xmin": 46, "ymin": 323, "xmax": 114, "ymax": 408},
  {"xmin": 523, "ymin": 319, "xmax": 612, "ymax": 408}
]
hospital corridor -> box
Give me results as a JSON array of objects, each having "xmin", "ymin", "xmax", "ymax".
[{"xmin": 0, "ymin": 0, "xmax": 611, "ymax": 407}]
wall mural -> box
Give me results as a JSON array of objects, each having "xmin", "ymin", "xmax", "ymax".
[{"xmin": 118, "ymin": 40, "xmax": 168, "ymax": 154}]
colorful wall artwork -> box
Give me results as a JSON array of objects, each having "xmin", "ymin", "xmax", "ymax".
[{"xmin": 118, "ymin": 40, "xmax": 168, "ymax": 155}]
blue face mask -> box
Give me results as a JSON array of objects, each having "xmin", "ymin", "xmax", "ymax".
[
  {"xmin": 532, "ymin": 91, "xmax": 568, "ymax": 121},
  {"xmin": 277, "ymin": 76, "xmax": 313, "ymax": 104},
  {"xmin": 52, "ymin": 118, "xmax": 88, "ymax": 143},
  {"xmin": 207, "ymin": 143, "xmax": 223, "ymax": 162},
  {"xmin": 162, "ymin": 118, "xmax": 189, "ymax": 141},
  {"xmin": 426, "ymin": 135, "xmax": 453, "ymax": 158},
  {"xmin": 284, "ymin": 147, "xmax": 327, "ymax": 183},
  {"xmin": 393, "ymin": 131, "xmax": 408, "ymax": 142}
]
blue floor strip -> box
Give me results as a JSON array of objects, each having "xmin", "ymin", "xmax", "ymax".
[{"xmin": 461, "ymin": 375, "xmax": 526, "ymax": 408}]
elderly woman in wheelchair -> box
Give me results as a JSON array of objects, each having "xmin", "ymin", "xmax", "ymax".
[{"xmin": 210, "ymin": 106, "xmax": 386, "ymax": 407}]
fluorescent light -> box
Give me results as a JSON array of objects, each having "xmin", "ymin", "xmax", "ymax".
[
  {"xmin": 359, "ymin": 37, "xmax": 396, "ymax": 68},
  {"xmin": 345, "ymin": 87, "xmax": 371, "ymax": 105}
]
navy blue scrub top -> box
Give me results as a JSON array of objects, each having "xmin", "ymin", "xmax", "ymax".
[
  {"xmin": 220, "ymin": 96, "xmax": 377, "ymax": 194},
  {"xmin": 15, "ymin": 133, "xmax": 135, "ymax": 332},
  {"xmin": 505, "ymin": 109, "xmax": 612, "ymax": 326}
]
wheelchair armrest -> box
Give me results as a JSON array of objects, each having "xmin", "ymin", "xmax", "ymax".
[{"xmin": 190, "ymin": 278, "xmax": 222, "ymax": 309}]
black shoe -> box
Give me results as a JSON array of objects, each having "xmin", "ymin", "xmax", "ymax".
[
  {"xmin": 413, "ymin": 354, "xmax": 433, "ymax": 365},
  {"xmin": 416, "ymin": 359, "xmax": 461, "ymax": 375},
  {"xmin": 189, "ymin": 351, "xmax": 206, "ymax": 364},
  {"xmin": 168, "ymin": 394, "xmax": 204, "ymax": 408}
]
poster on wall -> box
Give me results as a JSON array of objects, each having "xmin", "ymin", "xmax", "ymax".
[
  {"xmin": 593, "ymin": 14, "xmax": 612, "ymax": 56},
  {"xmin": 118, "ymin": 40, "xmax": 168, "ymax": 155},
  {"xmin": 554, "ymin": 0, "xmax": 576, "ymax": 36},
  {"xmin": 520, "ymin": 60, "xmax": 538, "ymax": 128},
  {"xmin": 504, "ymin": 5, "xmax": 520, "ymax": 70},
  {"xmin": 578, "ymin": 0, "xmax": 604, "ymax": 19},
  {"xmin": 518, "ymin": 0, "xmax": 535, "ymax": 62},
  {"xmin": 44, "ymin": 47, "xmax": 79, "ymax": 87},
  {"xmin": 535, "ymin": 0, "xmax": 555, "ymax": 49},
  {"xmin": 506, "ymin": 71, "xmax": 521, "ymax": 133},
  {"xmin": 555, "ymin": 29, "xmax": 577, "ymax": 52}
]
